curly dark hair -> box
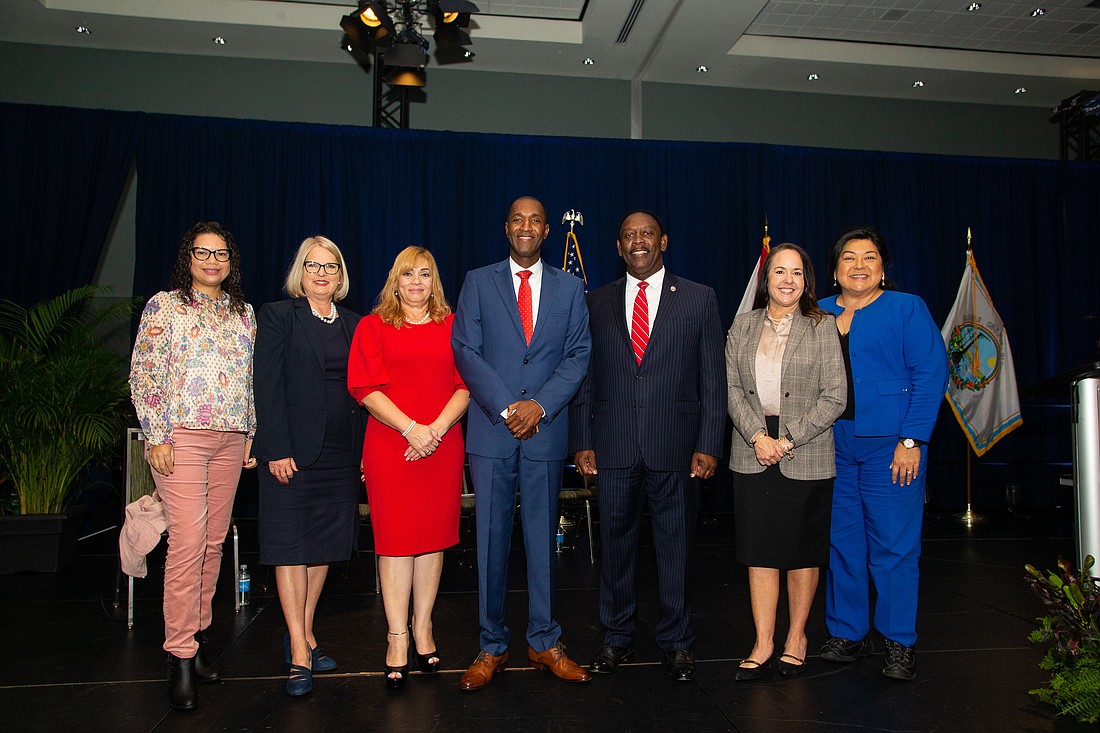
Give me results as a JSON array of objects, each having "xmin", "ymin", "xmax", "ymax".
[{"xmin": 169, "ymin": 221, "xmax": 248, "ymax": 314}]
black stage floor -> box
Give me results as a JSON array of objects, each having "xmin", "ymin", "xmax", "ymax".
[{"xmin": 1, "ymin": 507, "xmax": 1093, "ymax": 732}]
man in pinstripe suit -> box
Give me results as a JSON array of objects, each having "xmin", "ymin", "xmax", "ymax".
[{"xmin": 570, "ymin": 210, "xmax": 726, "ymax": 681}]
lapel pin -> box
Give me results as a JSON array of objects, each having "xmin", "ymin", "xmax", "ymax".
[{"xmin": 670, "ymin": 285, "xmax": 677, "ymax": 292}]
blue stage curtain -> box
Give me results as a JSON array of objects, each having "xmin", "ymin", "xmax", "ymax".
[
  {"xmin": 2, "ymin": 102, "xmax": 1094, "ymax": 389},
  {"xmin": 5, "ymin": 101, "xmax": 1099, "ymax": 509},
  {"xmin": 132, "ymin": 113, "xmax": 1100, "ymax": 393},
  {"xmin": 0, "ymin": 103, "xmax": 141, "ymax": 305}
]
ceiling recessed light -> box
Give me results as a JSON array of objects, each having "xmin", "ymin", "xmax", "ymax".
[
  {"xmin": 696, "ymin": 65, "xmax": 708, "ymax": 73},
  {"xmin": 967, "ymin": 2, "xmax": 981, "ymax": 11},
  {"xmin": 212, "ymin": 36, "xmax": 226, "ymax": 45},
  {"xmin": 807, "ymin": 73, "xmax": 819, "ymax": 81},
  {"xmin": 1015, "ymin": 87, "xmax": 1028, "ymax": 94},
  {"xmin": 1031, "ymin": 7, "xmax": 1046, "ymax": 16},
  {"xmin": 583, "ymin": 57, "xmax": 594, "ymax": 65},
  {"xmin": 912, "ymin": 80, "xmax": 925, "ymax": 88},
  {"xmin": 74, "ymin": 25, "xmax": 90, "ymax": 34}
]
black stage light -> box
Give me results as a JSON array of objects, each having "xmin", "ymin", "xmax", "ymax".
[
  {"xmin": 340, "ymin": 1, "xmax": 397, "ymax": 48},
  {"xmin": 384, "ymin": 68, "xmax": 427, "ymax": 87},
  {"xmin": 384, "ymin": 41, "xmax": 427, "ymax": 69}
]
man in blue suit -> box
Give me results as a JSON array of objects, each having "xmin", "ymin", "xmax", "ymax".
[
  {"xmin": 452, "ymin": 196, "xmax": 593, "ymax": 690},
  {"xmin": 570, "ymin": 210, "xmax": 725, "ymax": 681}
]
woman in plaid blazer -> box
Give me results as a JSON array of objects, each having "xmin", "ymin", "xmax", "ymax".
[{"xmin": 725, "ymin": 242, "xmax": 846, "ymax": 681}]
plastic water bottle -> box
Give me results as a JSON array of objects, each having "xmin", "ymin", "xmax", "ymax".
[
  {"xmin": 555, "ymin": 525, "xmax": 565, "ymax": 554},
  {"xmin": 238, "ymin": 564, "xmax": 251, "ymax": 606}
]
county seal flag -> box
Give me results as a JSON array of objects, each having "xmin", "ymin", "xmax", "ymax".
[{"xmin": 941, "ymin": 250, "xmax": 1022, "ymax": 456}]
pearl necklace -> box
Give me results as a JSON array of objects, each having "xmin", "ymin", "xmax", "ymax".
[
  {"xmin": 404, "ymin": 311, "xmax": 431, "ymax": 325},
  {"xmin": 310, "ymin": 301, "xmax": 338, "ymax": 324}
]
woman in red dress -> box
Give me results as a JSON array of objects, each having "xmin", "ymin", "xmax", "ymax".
[{"xmin": 348, "ymin": 246, "xmax": 469, "ymax": 689}]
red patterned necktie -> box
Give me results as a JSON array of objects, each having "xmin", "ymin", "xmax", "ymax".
[
  {"xmin": 517, "ymin": 270, "xmax": 534, "ymax": 345},
  {"xmin": 631, "ymin": 281, "xmax": 649, "ymax": 365}
]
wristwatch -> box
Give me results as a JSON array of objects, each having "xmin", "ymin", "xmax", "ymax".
[{"xmin": 899, "ymin": 437, "xmax": 918, "ymax": 449}]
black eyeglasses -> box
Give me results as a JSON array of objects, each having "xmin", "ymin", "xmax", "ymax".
[
  {"xmin": 304, "ymin": 261, "xmax": 342, "ymax": 275},
  {"xmin": 192, "ymin": 247, "xmax": 231, "ymax": 262}
]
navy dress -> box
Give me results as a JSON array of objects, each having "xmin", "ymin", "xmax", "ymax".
[{"xmin": 259, "ymin": 317, "xmax": 359, "ymax": 565}]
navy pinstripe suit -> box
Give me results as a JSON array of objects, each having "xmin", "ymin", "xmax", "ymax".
[{"xmin": 570, "ymin": 271, "xmax": 725, "ymax": 651}]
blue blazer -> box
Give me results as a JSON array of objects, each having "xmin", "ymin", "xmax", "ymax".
[
  {"xmin": 819, "ymin": 290, "xmax": 947, "ymax": 441},
  {"xmin": 452, "ymin": 259, "xmax": 592, "ymax": 461},
  {"xmin": 252, "ymin": 298, "xmax": 364, "ymax": 466},
  {"xmin": 569, "ymin": 273, "xmax": 726, "ymax": 471}
]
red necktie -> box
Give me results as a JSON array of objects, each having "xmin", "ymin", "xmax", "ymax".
[
  {"xmin": 517, "ymin": 270, "xmax": 534, "ymax": 345},
  {"xmin": 631, "ymin": 281, "xmax": 649, "ymax": 365}
]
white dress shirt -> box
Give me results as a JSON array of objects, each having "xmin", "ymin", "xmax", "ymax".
[
  {"xmin": 509, "ymin": 256, "xmax": 543, "ymax": 332},
  {"xmin": 624, "ymin": 266, "xmax": 666, "ymax": 332},
  {"xmin": 502, "ymin": 256, "xmax": 546, "ymax": 420}
]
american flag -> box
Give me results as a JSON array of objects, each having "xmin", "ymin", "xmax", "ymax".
[
  {"xmin": 563, "ymin": 229, "xmax": 588, "ymax": 288},
  {"xmin": 736, "ymin": 221, "xmax": 771, "ymax": 315}
]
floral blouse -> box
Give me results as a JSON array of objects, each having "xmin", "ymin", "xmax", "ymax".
[{"xmin": 129, "ymin": 289, "xmax": 257, "ymax": 445}]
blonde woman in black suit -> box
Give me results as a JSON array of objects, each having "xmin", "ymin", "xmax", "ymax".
[
  {"xmin": 725, "ymin": 243, "xmax": 845, "ymax": 680},
  {"xmin": 253, "ymin": 236, "xmax": 364, "ymax": 697}
]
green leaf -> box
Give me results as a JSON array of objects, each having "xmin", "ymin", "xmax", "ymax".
[{"xmin": 0, "ymin": 287, "xmax": 136, "ymax": 514}]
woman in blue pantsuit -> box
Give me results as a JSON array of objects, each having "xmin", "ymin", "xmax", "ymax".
[{"xmin": 817, "ymin": 226, "xmax": 947, "ymax": 681}]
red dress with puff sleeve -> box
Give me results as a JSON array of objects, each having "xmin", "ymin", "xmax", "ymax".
[{"xmin": 348, "ymin": 314, "xmax": 466, "ymax": 556}]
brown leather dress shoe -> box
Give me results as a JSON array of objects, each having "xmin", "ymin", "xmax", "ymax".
[
  {"xmin": 459, "ymin": 650, "xmax": 509, "ymax": 691},
  {"xmin": 527, "ymin": 642, "xmax": 592, "ymax": 682}
]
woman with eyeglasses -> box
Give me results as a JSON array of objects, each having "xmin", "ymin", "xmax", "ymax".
[
  {"xmin": 129, "ymin": 221, "xmax": 257, "ymax": 711},
  {"xmin": 348, "ymin": 246, "xmax": 469, "ymax": 689},
  {"xmin": 252, "ymin": 236, "xmax": 365, "ymax": 696}
]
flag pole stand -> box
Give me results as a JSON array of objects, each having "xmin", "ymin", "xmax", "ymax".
[{"xmin": 955, "ymin": 447, "xmax": 985, "ymax": 525}]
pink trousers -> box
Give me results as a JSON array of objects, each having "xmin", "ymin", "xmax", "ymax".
[{"xmin": 151, "ymin": 428, "xmax": 245, "ymax": 657}]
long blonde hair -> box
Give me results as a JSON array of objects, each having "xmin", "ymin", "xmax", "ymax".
[{"xmin": 373, "ymin": 246, "xmax": 451, "ymax": 328}]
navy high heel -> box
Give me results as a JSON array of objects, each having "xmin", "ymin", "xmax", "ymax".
[
  {"xmin": 284, "ymin": 632, "xmax": 337, "ymax": 672},
  {"xmin": 286, "ymin": 663, "xmax": 312, "ymax": 696}
]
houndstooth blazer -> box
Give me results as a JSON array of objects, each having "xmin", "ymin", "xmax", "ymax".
[{"xmin": 725, "ymin": 308, "xmax": 846, "ymax": 480}]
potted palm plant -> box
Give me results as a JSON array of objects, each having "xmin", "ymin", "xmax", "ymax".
[{"xmin": 0, "ymin": 286, "xmax": 135, "ymax": 573}]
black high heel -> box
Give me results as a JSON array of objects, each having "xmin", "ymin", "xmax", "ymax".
[
  {"xmin": 415, "ymin": 650, "xmax": 441, "ymax": 674},
  {"xmin": 384, "ymin": 663, "xmax": 409, "ymax": 689},
  {"xmin": 410, "ymin": 618, "xmax": 439, "ymax": 674},
  {"xmin": 385, "ymin": 630, "xmax": 409, "ymax": 689}
]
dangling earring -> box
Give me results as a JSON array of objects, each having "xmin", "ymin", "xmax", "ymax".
[
  {"xmin": 394, "ymin": 289, "xmax": 399, "ymax": 297},
  {"xmin": 833, "ymin": 276, "xmax": 837, "ymax": 287},
  {"xmin": 881, "ymin": 274, "xmax": 885, "ymax": 287}
]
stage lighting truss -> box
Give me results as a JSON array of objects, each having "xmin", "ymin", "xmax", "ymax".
[
  {"xmin": 340, "ymin": 1, "xmax": 479, "ymax": 68},
  {"xmin": 340, "ymin": 1, "xmax": 480, "ymax": 127}
]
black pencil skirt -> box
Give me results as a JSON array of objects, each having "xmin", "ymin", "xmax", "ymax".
[{"xmin": 733, "ymin": 416, "xmax": 833, "ymax": 569}]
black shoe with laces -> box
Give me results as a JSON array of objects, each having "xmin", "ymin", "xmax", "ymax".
[
  {"xmin": 882, "ymin": 639, "xmax": 916, "ymax": 680},
  {"xmin": 820, "ymin": 635, "xmax": 874, "ymax": 663}
]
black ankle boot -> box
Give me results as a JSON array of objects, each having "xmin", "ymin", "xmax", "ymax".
[
  {"xmin": 193, "ymin": 630, "xmax": 221, "ymax": 683},
  {"xmin": 167, "ymin": 653, "xmax": 198, "ymax": 710}
]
